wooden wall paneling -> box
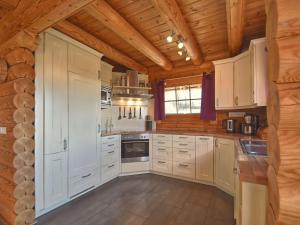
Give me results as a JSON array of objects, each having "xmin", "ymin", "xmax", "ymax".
[
  {"xmin": 0, "ymin": 59, "xmax": 8, "ymax": 83},
  {"xmin": 0, "ymin": 0, "xmax": 19, "ymax": 10},
  {"xmin": 152, "ymin": 0, "xmax": 204, "ymax": 65},
  {"xmin": 265, "ymin": 0, "xmax": 300, "ymax": 224},
  {"xmin": 85, "ymin": 0, "xmax": 173, "ymax": 70},
  {"xmin": 54, "ymin": 20, "xmax": 148, "ymax": 73}
]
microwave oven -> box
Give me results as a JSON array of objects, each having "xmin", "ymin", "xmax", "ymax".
[{"xmin": 101, "ymin": 85, "xmax": 112, "ymax": 109}]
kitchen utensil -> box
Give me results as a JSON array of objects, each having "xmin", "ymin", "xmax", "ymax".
[
  {"xmin": 118, "ymin": 107, "xmax": 122, "ymax": 120},
  {"xmin": 123, "ymin": 107, "xmax": 126, "ymax": 118},
  {"xmin": 241, "ymin": 123, "xmax": 255, "ymax": 135},
  {"xmin": 222, "ymin": 119, "xmax": 237, "ymax": 133},
  {"xmin": 139, "ymin": 107, "xmax": 142, "ymax": 119},
  {"xmin": 128, "ymin": 107, "xmax": 132, "ymax": 119},
  {"xmin": 133, "ymin": 107, "xmax": 136, "ymax": 119}
]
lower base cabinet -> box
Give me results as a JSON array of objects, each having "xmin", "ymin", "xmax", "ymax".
[
  {"xmin": 152, "ymin": 159, "xmax": 172, "ymax": 174},
  {"xmin": 44, "ymin": 152, "xmax": 68, "ymax": 208},
  {"xmin": 173, "ymin": 161, "xmax": 195, "ymax": 179}
]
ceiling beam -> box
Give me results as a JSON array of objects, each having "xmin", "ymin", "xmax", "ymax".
[
  {"xmin": 0, "ymin": 0, "xmax": 19, "ymax": 10},
  {"xmin": 152, "ymin": 0, "xmax": 204, "ymax": 65},
  {"xmin": 226, "ymin": 0, "xmax": 246, "ymax": 55},
  {"xmin": 84, "ymin": 0, "xmax": 173, "ymax": 71},
  {"xmin": 0, "ymin": 0, "xmax": 95, "ymax": 45},
  {"xmin": 148, "ymin": 62, "xmax": 213, "ymax": 80},
  {"xmin": 54, "ymin": 21, "xmax": 148, "ymax": 74}
]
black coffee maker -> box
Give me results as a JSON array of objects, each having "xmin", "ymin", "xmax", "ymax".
[{"xmin": 240, "ymin": 114, "xmax": 259, "ymax": 135}]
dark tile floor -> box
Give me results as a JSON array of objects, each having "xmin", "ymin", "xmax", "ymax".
[{"xmin": 37, "ymin": 174, "xmax": 235, "ymax": 225}]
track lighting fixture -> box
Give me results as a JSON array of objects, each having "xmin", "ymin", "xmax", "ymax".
[
  {"xmin": 166, "ymin": 31, "xmax": 175, "ymax": 43},
  {"xmin": 177, "ymin": 40, "xmax": 184, "ymax": 49},
  {"xmin": 178, "ymin": 50, "xmax": 183, "ymax": 56},
  {"xmin": 185, "ymin": 55, "xmax": 191, "ymax": 61}
]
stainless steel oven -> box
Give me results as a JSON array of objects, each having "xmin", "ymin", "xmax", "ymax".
[
  {"xmin": 101, "ymin": 85, "xmax": 112, "ymax": 109},
  {"xmin": 121, "ymin": 133, "xmax": 149, "ymax": 163}
]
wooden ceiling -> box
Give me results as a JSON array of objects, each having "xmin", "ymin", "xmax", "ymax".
[{"xmin": 0, "ymin": 0, "xmax": 266, "ymax": 75}]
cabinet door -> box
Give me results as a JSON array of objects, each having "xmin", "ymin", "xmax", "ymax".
[
  {"xmin": 215, "ymin": 62, "xmax": 234, "ymax": 109},
  {"xmin": 44, "ymin": 152, "xmax": 68, "ymax": 208},
  {"xmin": 196, "ymin": 137, "xmax": 214, "ymax": 183},
  {"xmin": 214, "ymin": 138, "xmax": 235, "ymax": 194},
  {"xmin": 44, "ymin": 34, "xmax": 68, "ymax": 155},
  {"xmin": 68, "ymin": 44, "xmax": 100, "ymax": 80},
  {"xmin": 69, "ymin": 72, "xmax": 100, "ymax": 178},
  {"xmin": 234, "ymin": 53, "xmax": 253, "ymax": 107}
]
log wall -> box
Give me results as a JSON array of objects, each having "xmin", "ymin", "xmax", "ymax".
[
  {"xmin": 0, "ymin": 46, "xmax": 36, "ymax": 225},
  {"xmin": 265, "ymin": 0, "xmax": 300, "ymax": 224}
]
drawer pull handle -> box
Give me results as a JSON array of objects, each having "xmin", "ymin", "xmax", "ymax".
[
  {"xmin": 179, "ymin": 164, "xmax": 188, "ymax": 167},
  {"xmin": 233, "ymin": 168, "xmax": 238, "ymax": 174},
  {"xmin": 108, "ymin": 164, "xmax": 115, "ymax": 168},
  {"xmin": 158, "ymin": 142, "xmax": 166, "ymax": 144},
  {"xmin": 82, "ymin": 173, "xmax": 92, "ymax": 179},
  {"xmin": 158, "ymin": 148, "xmax": 166, "ymax": 151},
  {"xmin": 158, "ymin": 161, "xmax": 166, "ymax": 164},
  {"xmin": 108, "ymin": 144, "xmax": 115, "ymax": 147},
  {"xmin": 108, "ymin": 137, "xmax": 114, "ymax": 139},
  {"xmin": 199, "ymin": 138, "xmax": 209, "ymax": 140},
  {"xmin": 108, "ymin": 151, "xmax": 115, "ymax": 154},
  {"xmin": 179, "ymin": 143, "xmax": 188, "ymax": 146},
  {"xmin": 179, "ymin": 137, "xmax": 188, "ymax": 139},
  {"xmin": 179, "ymin": 150, "xmax": 188, "ymax": 153}
]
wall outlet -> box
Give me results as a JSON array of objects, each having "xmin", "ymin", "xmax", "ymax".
[{"xmin": 0, "ymin": 127, "xmax": 7, "ymax": 134}]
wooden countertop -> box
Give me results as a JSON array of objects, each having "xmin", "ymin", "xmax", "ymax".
[{"xmin": 101, "ymin": 129, "xmax": 268, "ymax": 185}]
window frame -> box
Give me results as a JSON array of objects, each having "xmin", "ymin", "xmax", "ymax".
[{"xmin": 164, "ymin": 84, "xmax": 202, "ymax": 115}]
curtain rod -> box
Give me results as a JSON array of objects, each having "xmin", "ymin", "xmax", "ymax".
[{"xmin": 165, "ymin": 74, "xmax": 203, "ymax": 81}]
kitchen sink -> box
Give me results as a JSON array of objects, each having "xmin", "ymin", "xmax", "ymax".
[{"xmin": 240, "ymin": 139, "xmax": 267, "ymax": 156}]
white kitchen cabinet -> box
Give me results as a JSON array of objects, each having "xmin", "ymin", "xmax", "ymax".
[
  {"xmin": 68, "ymin": 44, "xmax": 101, "ymax": 80},
  {"xmin": 214, "ymin": 138, "xmax": 235, "ymax": 195},
  {"xmin": 44, "ymin": 152, "xmax": 68, "ymax": 208},
  {"xmin": 234, "ymin": 52, "xmax": 253, "ymax": 107},
  {"xmin": 196, "ymin": 136, "xmax": 214, "ymax": 183},
  {"xmin": 100, "ymin": 61, "xmax": 113, "ymax": 86},
  {"xmin": 44, "ymin": 33, "xmax": 68, "ymax": 155},
  {"xmin": 101, "ymin": 135, "xmax": 120, "ymax": 183},
  {"xmin": 214, "ymin": 59, "xmax": 234, "ymax": 109},
  {"xmin": 68, "ymin": 73, "xmax": 100, "ymax": 196}
]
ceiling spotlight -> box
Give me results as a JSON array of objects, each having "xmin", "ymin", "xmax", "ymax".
[
  {"xmin": 177, "ymin": 40, "xmax": 184, "ymax": 49},
  {"xmin": 185, "ymin": 55, "xmax": 191, "ymax": 61},
  {"xmin": 178, "ymin": 50, "xmax": 183, "ymax": 56},
  {"xmin": 166, "ymin": 31, "xmax": 175, "ymax": 43}
]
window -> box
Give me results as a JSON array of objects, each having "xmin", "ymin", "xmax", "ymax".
[{"xmin": 165, "ymin": 84, "xmax": 202, "ymax": 115}]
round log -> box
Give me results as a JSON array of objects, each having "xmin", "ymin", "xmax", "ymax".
[
  {"xmin": 0, "ymin": 78, "xmax": 34, "ymax": 97},
  {"xmin": 13, "ymin": 181, "xmax": 34, "ymax": 199},
  {"xmin": 5, "ymin": 48, "xmax": 34, "ymax": 66},
  {"xmin": 13, "ymin": 123, "xmax": 35, "ymax": 139},
  {"xmin": 13, "ymin": 152, "xmax": 34, "ymax": 169},
  {"xmin": 0, "ymin": 58, "xmax": 8, "ymax": 83},
  {"xmin": 13, "ymin": 108, "xmax": 34, "ymax": 123},
  {"xmin": 14, "ymin": 196, "xmax": 35, "ymax": 214},
  {"xmin": 7, "ymin": 63, "xmax": 35, "ymax": 81},
  {"xmin": 0, "ymin": 93, "xmax": 34, "ymax": 111},
  {"xmin": 13, "ymin": 166, "xmax": 34, "ymax": 185},
  {"xmin": 15, "ymin": 209, "xmax": 35, "ymax": 225},
  {"xmin": 13, "ymin": 138, "xmax": 34, "ymax": 154}
]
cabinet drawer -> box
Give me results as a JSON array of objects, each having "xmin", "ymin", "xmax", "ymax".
[
  {"xmin": 152, "ymin": 159, "xmax": 172, "ymax": 174},
  {"xmin": 153, "ymin": 146, "xmax": 172, "ymax": 161},
  {"xmin": 196, "ymin": 136, "xmax": 214, "ymax": 143},
  {"xmin": 102, "ymin": 148, "xmax": 119, "ymax": 165},
  {"xmin": 69, "ymin": 168, "xmax": 98, "ymax": 197},
  {"xmin": 153, "ymin": 134, "xmax": 172, "ymax": 142},
  {"xmin": 102, "ymin": 161, "xmax": 119, "ymax": 183},
  {"xmin": 173, "ymin": 141, "xmax": 195, "ymax": 150},
  {"xmin": 173, "ymin": 149, "xmax": 195, "ymax": 163},
  {"xmin": 102, "ymin": 135, "xmax": 119, "ymax": 144},
  {"xmin": 173, "ymin": 161, "xmax": 195, "ymax": 179},
  {"xmin": 102, "ymin": 141, "xmax": 118, "ymax": 151},
  {"xmin": 173, "ymin": 135, "xmax": 195, "ymax": 143},
  {"xmin": 153, "ymin": 139, "xmax": 172, "ymax": 148}
]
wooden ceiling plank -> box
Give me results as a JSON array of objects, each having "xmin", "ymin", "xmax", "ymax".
[
  {"xmin": 85, "ymin": 0, "xmax": 173, "ymax": 70},
  {"xmin": 226, "ymin": 0, "xmax": 246, "ymax": 55},
  {"xmin": 0, "ymin": 0, "xmax": 19, "ymax": 9},
  {"xmin": 152, "ymin": 0, "xmax": 204, "ymax": 65},
  {"xmin": 54, "ymin": 20, "xmax": 148, "ymax": 74},
  {"xmin": 0, "ymin": 0, "xmax": 95, "ymax": 45}
]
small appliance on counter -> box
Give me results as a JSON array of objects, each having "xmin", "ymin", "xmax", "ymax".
[
  {"xmin": 240, "ymin": 114, "xmax": 260, "ymax": 135},
  {"xmin": 145, "ymin": 115, "xmax": 152, "ymax": 131},
  {"xmin": 222, "ymin": 119, "xmax": 237, "ymax": 133}
]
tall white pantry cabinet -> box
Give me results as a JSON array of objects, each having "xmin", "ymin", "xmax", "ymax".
[{"xmin": 35, "ymin": 29, "xmax": 103, "ymax": 217}]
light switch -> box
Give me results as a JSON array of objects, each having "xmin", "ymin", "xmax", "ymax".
[{"xmin": 0, "ymin": 127, "xmax": 7, "ymax": 134}]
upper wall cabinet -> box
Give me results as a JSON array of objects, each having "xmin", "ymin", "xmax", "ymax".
[
  {"xmin": 68, "ymin": 44, "xmax": 101, "ymax": 80},
  {"xmin": 214, "ymin": 38, "xmax": 267, "ymax": 110},
  {"xmin": 100, "ymin": 61, "xmax": 113, "ymax": 86}
]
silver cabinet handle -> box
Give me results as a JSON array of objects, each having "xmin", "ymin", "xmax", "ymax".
[
  {"xmin": 108, "ymin": 151, "xmax": 115, "ymax": 154},
  {"xmin": 158, "ymin": 141, "xmax": 166, "ymax": 144},
  {"xmin": 235, "ymin": 96, "xmax": 239, "ymax": 106},
  {"xmin": 233, "ymin": 168, "xmax": 238, "ymax": 174},
  {"xmin": 179, "ymin": 164, "xmax": 188, "ymax": 167},
  {"xmin": 198, "ymin": 137, "xmax": 209, "ymax": 141},
  {"xmin": 63, "ymin": 139, "xmax": 68, "ymax": 150},
  {"xmin": 108, "ymin": 164, "xmax": 115, "ymax": 168},
  {"xmin": 179, "ymin": 150, "xmax": 188, "ymax": 153},
  {"xmin": 157, "ymin": 148, "xmax": 166, "ymax": 151},
  {"xmin": 158, "ymin": 161, "xmax": 166, "ymax": 164},
  {"xmin": 98, "ymin": 124, "xmax": 101, "ymax": 133},
  {"xmin": 179, "ymin": 143, "xmax": 188, "ymax": 146},
  {"xmin": 178, "ymin": 136, "xmax": 188, "ymax": 139},
  {"xmin": 216, "ymin": 98, "xmax": 219, "ymax": 107},
  {"xmin": 108, "ymin": 137, "xmax": 114, "ymax": 140},
  {"xmin": 82, "ymin": 173, "xmax": 92, "ymax": 179},
  {"xmin": 108, "ymin": 144, "xmax": 115, "ymax": 147}
]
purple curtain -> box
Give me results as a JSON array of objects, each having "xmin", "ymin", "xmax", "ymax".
[
  {"xmin": 201, "ymin": 73, "xmax": 216, "ymax": 121},
  {"xmin": 154, "ymin": 80, "xmax": 166, "ymax": 121}
]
